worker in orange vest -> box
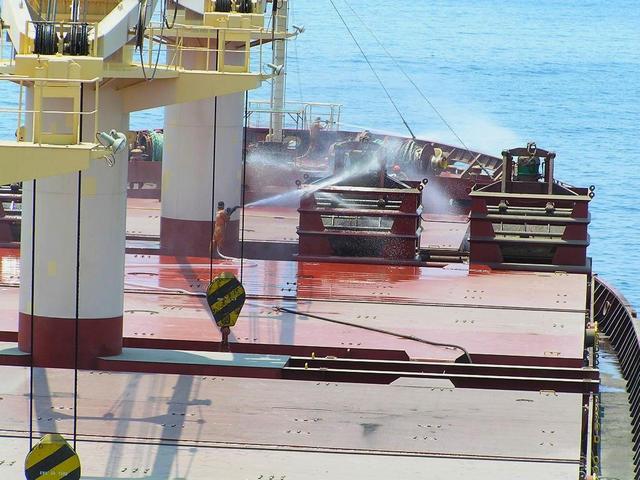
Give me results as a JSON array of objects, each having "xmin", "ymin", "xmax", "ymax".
[{"xmin": 213, "ymin": 201, "xmax": 240, "ymax": 254}]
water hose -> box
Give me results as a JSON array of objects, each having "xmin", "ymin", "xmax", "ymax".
[{"xmin": 274, "ymin": 305, "xmax": 472, "ymax": 363}]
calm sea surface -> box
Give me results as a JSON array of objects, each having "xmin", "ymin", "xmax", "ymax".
[{"xmin": 1, "ymin": 0, "xmax": 638, "ymax": 308}]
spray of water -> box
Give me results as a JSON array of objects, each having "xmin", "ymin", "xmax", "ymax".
[
  {"xmin": 339, "ymin": 122, "xmax": 408, "ymax": 137},
  {"xmin": 245, "ymin": 149, "xmax": 385, "ymax": 208},
  {"xmin": 247, "ymin": 149, "xmax": 294, "ymax": 170},
  {"xmin": 422, "ymin": 177, "xmax": 453, "ymax": 214},
  {"xmin": 417, "ymin": 111, "xmax": 522, "ymax": 156}
]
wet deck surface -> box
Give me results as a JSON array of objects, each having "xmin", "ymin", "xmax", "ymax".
[
  {"xmin": 0, "ymin": 367, "xmax": 582, "ymax": 479},
  {"xmin": 125, "ymin": 198, "xmax": 470, "ymax": 251},
  {"xmin": 0, "ymin": 248, "xmax": 587, "ymax": 364},
  {"xmin": 0, "ymin": 210, "xmax": 593, "ymax": 478}
]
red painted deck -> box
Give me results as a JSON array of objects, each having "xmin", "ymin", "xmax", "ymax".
[
  {"xmin": 0, "ymin": 200, "xmax": 592, "ymax": 479},
  {"xmin": 0, "ymin": 246, "xmax": 587, "ymax": 366},
  {"xmin": 125, "ymin": 198, "xmax": 470, "ymax": 251}
]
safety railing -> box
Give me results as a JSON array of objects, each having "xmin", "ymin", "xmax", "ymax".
[
  {"xmin": 247, "ymin": 100, "xmax": 342, "ymax": 131},
  {"xmin": 0, "ymin": 76, "xmax": 100, "ymax": 145},
  {"xmin": 594, "ymin": 275, "xmax": 639, "ymax": 478},
  {"xmin": 0, "ymin": 20, "xmax": 15, "ymax": 67},
  {"xmin": 135, "ymin": 22, "xmax": 272, "ymax": 75}
]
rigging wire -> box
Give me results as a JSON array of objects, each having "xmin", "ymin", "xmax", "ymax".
[
  {"xmin": 274, "ymin": 305, "xmax": 472, "ymax": 363},
  {"xmin": 28, "ymin": 179, "xmax": 37, "ymax": 450},
  {"xmin": 340, "ymin": 0, "xmax": 472, "ymax": 153},
  {"xmin": 72, "ymin": 170, "xmax": 81, "ymax": 450},
  {"xmin": 209, "ymin": 42, "xmax": 220, "ymax": 283},
  {"xmin": 271, "ymin": 0, "xmax": 278, "ymax": 42},
  {"xmin": 239, "ymin": 90, "xmax": 249, "ymax": 283},
  {"xmin": 209, "ymin": 97, "xmax": 218, "ymax": 283},
  {"xmin": 164, "ymin": 0, "xmax": 178, "ymax": 29},
  {"xmin": 137, "ymin": 0, "xmax": 165, "ymax": 81},
  {"xmin": 72, "ymin": 83, "xmax": 84, "ymax": 450},
  {"xmin": 327, "ymin": 0, "xmax": 416, "ymax": 140},
  {"xmin": 289, "ymin": 0, "xmax": 304, "ymax": 102}
]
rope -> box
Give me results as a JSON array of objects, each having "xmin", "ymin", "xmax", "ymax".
[
  {"xmin": 274, "ymin": 306, "xmax": 472, "ymax": 363},
  {"xmin": 28, "ymin": 179, "xmax": 36, "ymax": 449},
  {"xmin": 327, "ymin": 0, "xmax": 415, "ymax": 140},
  {"xmin": 240, "ymin": 91, "xmax": 249, "ymax": 283},
  {"xmin": 340, "ymin": 0, "xmax": 472, "ymax": 153}
]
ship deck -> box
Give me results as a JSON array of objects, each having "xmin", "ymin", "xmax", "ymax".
[
  {"xmin": 125, "ymin": 198, "xmax": 471, "ymax": 254},
  {"xmin": 0, "ymin": 197, "xmax": 595, "ymax": 479},
  {"xmin": 0, "ymin": 247, "xmax": 588, "ymax": 366},
  {"xmin": 0, "ymin": 368, "xmax": 583, "ymax": 479}
]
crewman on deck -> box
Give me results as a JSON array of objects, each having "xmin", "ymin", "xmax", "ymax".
[{"xmin": 213, "ymin": 201, "xmax": 240, "ymax": 255}]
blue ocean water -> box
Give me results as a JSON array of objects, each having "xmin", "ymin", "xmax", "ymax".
[
  {"xmin": 1, "ymin": 0, "xmax": 638, "ymax": 309},
  {"xmin": 267, "ymin": 0, "xmax": 640, "ymax": 310}
]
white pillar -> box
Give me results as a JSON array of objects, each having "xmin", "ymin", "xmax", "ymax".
[
  {"xmin": 18, "ymin": 86, "xmax": 128, "ymax": 368},
  {"xmin": 161, "ymin": 46, "xmax": 245, "ymax": 256},
  {"xmin": 269, "ymin": 0, "xmax": 288, "ymax": 142}
]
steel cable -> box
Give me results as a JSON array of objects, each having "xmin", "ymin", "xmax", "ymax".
[
  {"xmin": 72, "ymin": 83, "xmax": 84, "ymax": 450},
  {"xmin": 28, "ymin": 179, "xmax": 36, "ymax": 449},
  {"xmin": 327, "ymin": 0, "xmax": 416, "ymax": 140},
  {"xmin": 72, "ymin": 170, "xmax": 81, "ymax": 450},
  {"xmin": 209, "ymin": 95, "xmax": 219, "ymax": 283},
  {"xmin": 208, "ymin": 40, "xmax": 220, "ymax": 283},
  {"xmin": 138, "ymin": 0, "xmax": 165, "ymax": 81},
  {"xmin": 240, "ymin": 90, "xmax": 249, "ymax": 283},
  {"xmin": 340, "ymin": 0, "xmax": 473, "ymax": 154}
]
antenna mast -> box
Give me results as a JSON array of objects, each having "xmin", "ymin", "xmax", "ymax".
[{"xmin": 269, "ymin": 0, "xmax": 288, "ymax": 142}]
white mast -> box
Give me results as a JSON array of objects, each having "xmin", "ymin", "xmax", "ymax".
[{"xmin": 269, "ymin": 0, "xmax": 288, "ymax": 142}]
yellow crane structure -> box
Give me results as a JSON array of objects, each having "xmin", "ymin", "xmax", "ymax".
[{"xmin": 0, "ymin": 0, "xmax": 289, "ymax": 367}]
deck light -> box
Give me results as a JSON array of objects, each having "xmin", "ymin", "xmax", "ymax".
[
  {"xmin": 97, "ymin": 129, "xmax": 128, "ymax": 166},
  {"xmin": 97, "ymin": 130, "xmax": 127, "ymax": 154},
  {"xmin": 267, "ymin": 63, "xmax": 284, "ymax": 75}
]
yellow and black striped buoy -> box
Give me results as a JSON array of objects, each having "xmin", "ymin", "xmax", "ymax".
[{"xmin": 25, "ymin": 433, "xmax": 81, "ymax": 480}]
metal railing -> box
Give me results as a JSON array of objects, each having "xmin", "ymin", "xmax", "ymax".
[
  {"xmin": 247, "ymin": 100, "xmax": 342, "ymax": 131},
  {"xmin": 594, "ymin": 275, "xmax": 639, "ymax": 478},
  {"xmin": 0, "ymin": 20, "xmax": 15, "ymax": 66},
  {"xmin": 0, "ymin": 76, "xmax": 100, "ymax": 145},
  {"xmin": 134, "ymin": 22, "xmax": 273, "ymax": 75}
]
